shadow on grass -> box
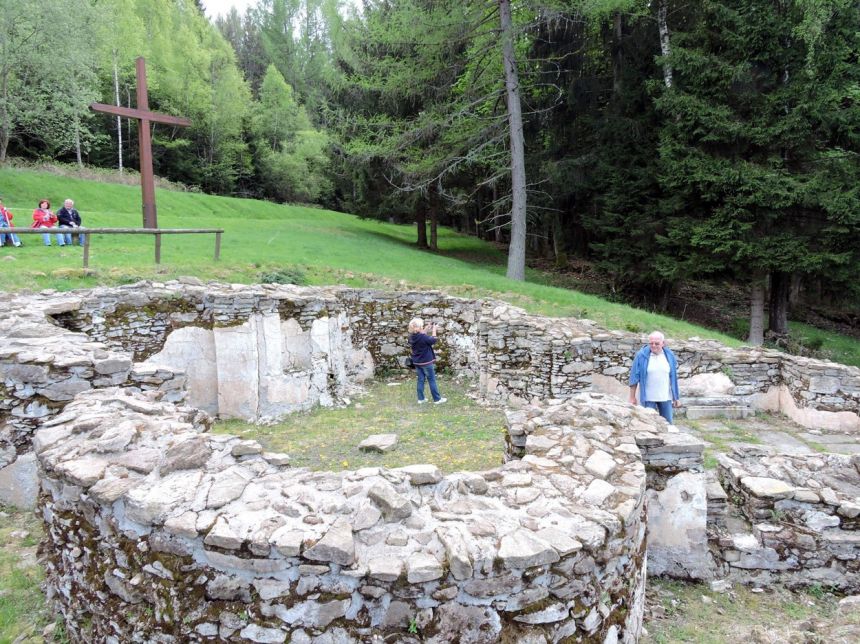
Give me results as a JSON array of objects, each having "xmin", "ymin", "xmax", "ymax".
[{"xmin": 359, "ymin": 229, "xmax": 507, "ymax": 267}]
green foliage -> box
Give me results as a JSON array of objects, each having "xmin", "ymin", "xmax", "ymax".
[
  {"xmin": 729, "ymin": 318, "xmax": 749, "ymax": 341},
  {"xmin": 1, "ymin": 0, "xmax": 857, "ymax": 350},
  {"xmin": 259, "ymin": 266, "xmax": 308, "ymax": 285},
  {"xmin": 251, "ymin": 65, "xmax": 332, "ymax": 203},
  {"xmin": 654, "ymin": 0, "xmax": 860, "ymax": 298}
]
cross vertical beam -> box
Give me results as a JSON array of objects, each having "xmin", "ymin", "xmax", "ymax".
[
  {"xmin": 90, "ymin": 57, "xmax": 191, "ymax": 229},
  {"xmin": 136, "ymin": 58, "xmax": 156, "ymax": 229}
]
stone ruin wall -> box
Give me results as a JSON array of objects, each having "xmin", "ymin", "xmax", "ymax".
[
  {"xmin": 36, "ymin": 389, "xmax": 649, "ymax": 643},
  {"xmin": 0, "ymin": 281, "xmax": 858, "ymax": 642},
  {"xmin": 3, "ymin": 281, "xmax": 857, "ymax": 463},
  {"xmin": 475, "ymin": 313, "xmax": 860, "ymax": 432},
  {"xmin": 712, "ymin": 450, "xmax": 860, "ymax": 590}
]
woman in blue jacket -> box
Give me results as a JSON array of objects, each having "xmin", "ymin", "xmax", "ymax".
[
  {"xmin": 628, "ymin": 331, "xmax": 680, "ymax": 423},
  {"xmin": 408, "ymin": 317, "xmax": 446, "ymax": 404}
]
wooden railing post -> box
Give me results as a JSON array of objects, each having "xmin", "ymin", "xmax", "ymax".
[{"xmin": 0, "ymin": 227, "xmax": 223, "ymax": 268}]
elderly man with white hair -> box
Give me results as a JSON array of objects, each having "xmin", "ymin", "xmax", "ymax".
[
  {"xmin": 628, "ymin": 330, "xmax": 680, "ymax": 423},
  {"xmin": 56, "ymin": 198, "xmax": 85, "ymax": 247}
]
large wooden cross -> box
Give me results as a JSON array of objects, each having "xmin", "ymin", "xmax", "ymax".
[{"xmin": 90, "ymin": 57, "xmax": 191, "ymax": 229}]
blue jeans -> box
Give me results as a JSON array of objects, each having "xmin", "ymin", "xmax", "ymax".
[
  {"xmin": 643, "ymin": 400, "xmax": 673, "ymax": 423},
  {"xmin": 59, "ymin": 226, "xmax": 85, "ymax": 246},
  {"xmin": 0, "ymin": 224, "xmax": 20, "ymax": 246},
  {"xmin": 416, "ymin": 363, "xmax": 442, "ymax": 402},
  {"xmin": 42, "ymin": 232, "xmax": 64, "ymax": 246}
]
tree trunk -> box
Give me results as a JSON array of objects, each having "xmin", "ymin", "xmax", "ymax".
[
  {"xmin": 126, "ymin": 86, "xmax": 133, "ymax": 165},
  {"xmin": 552, "ymin": 212, "xmax": 564, "ymax": 265},
  {"xmin": 657, "ymin": 0, "xmax": 673, "ymax": 89},
  {"xmin": 768, "ymin": 270, "xmax": 790, "ymax": 335},
  {"xmin": 0, "ymin": 67, "xmax": 9, "ymax": 162},
  {"xmin": 657, "ymin": 282, "xmax": 673, "ymax": 311},
  {"xmin": 789, "ymin": 273, "xmax": 802, "ymax": 307},
  {"xmin": 114, "ymin": 53, "xmax": 124, "ymax": 174},
  {"xmin": 612, "ymin": 12, "xmax": 623, "ymax": 96},
  {"xmin": 500, "ymin": 0, "xmax": 527, "ymax": 281},
  {"xmin": 416, "ymin": 208, "xmax": 428, "ymax": 249},
  {"xmin": 748, "ymin": 271, "xmax": 766, "ymax": 345},
  {"xmin": 74, "ymin": 118, "xmax": 83, "ymax": 167},
  {"xmin": 429, "ymin": 187, "xmax": 438, "ymax": 251}
]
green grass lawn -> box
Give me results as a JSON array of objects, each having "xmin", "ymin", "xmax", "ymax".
[
  {"xmin": 0, "ymin": 165, "xmax": 857, "ymax": 368},
  {"xmin": 212, "ymin": 376, "xmax": 507, "ymax": 473},
  {"xmin": 789, "ymin": 321, "xmax": 860, "ymax": 368},
  {"xmin": 643, "ymin": 579, "xmax": 856, "ymax": 643},
  {"xmin": 0, "ymin": 506, "xmax": 65, "ymax": 643},
  {"xmin": 0, "ymin": 166, "xmax": 741, "ymax": 346}
]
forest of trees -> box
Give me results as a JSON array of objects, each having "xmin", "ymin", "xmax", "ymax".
[{"xmin": 2, "ymin": 0, "xmax": 858, "ymax": 341}]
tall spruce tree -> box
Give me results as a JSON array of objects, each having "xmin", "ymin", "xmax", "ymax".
[{"xmin": 654, "ymin": 0, "xmax": 860, "ymax": 342}]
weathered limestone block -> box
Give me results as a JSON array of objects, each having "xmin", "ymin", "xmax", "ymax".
[
  {"xmin": 161, "ymin": 435, "xmax": 211, "ymax": 474},
  {"xmin": 406, "ymin": 553, "xmax": 444, "ymax": 582},
  {"xmin": 367, "ymin": 481, "xmax": 412, "ymax": 519},
  {"xmin": 214, "ymin": 317, "xmax": 262, "ymax": 420},
  {"xmin": 207, "ymin": 466, "xmax": 254, "ymax": 509},
  {"xmin": 124, "ymin": 469, "xmax": 203, "ymax": 524},
  {"xmin": 304, "ymin": 520, "xmax": 355, "ymax": 566},
  {"xmin": 142, "ymin": 326, "xmax": 217, "ymax": 414},
  {"xmin": 498, "ymin": 530, "xmax": 559, "ymax": 570},
  {"xmin": 398, "ymin": 464, "xmax": 443, "ymax": 485},
  {"xmin": 646, "ymin": 471, "xmax": 713, "ymax": 580},
  {"xmin": 358, "ymin": 434, "xmax": 398, "ymax": 453},
  {"xmin": 0, "ymin": 453, "xmax": 38, "ymax": 508},
  {"xmin": 741, "ymin": 476, "xmax": 795, "ymax": 500}
]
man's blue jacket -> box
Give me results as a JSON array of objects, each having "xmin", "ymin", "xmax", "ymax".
[{"xmin": 628, "ymin": 345, "xmax": 680, "ymax": 403}]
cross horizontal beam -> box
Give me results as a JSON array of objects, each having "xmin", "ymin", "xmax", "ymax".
[{"xmin": 89, "ymin": 103, "xmax": 191, "ymax": 127}]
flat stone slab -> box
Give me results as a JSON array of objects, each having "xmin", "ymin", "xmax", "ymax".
[
  {"xmin": 755, "ymin": 431, "xmax": 814, "ymax": 455},
  {"xmin": 498, "ymin": 529, "xmax": 559, "ymax": 569},
  {"xmin": 358, "ymin": 434, "xmax": 398, "ymax": 453},
  {"xmin": 685, "ymin": 406, "xmax": 752, "ymax": 420},
  {"xmin": 740, "ymin": 476, "xmax": 795, "ymax": 499},
  {"xmin": 0, "ymin": 453, "xmax": 38, "ymax": 509}
]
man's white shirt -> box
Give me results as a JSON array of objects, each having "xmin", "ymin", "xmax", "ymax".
[{"xmin": 645, "ymin": 351, "xmax": 671, "ymax": 402}]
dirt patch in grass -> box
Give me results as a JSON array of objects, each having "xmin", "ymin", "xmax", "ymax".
[
  {"xmin": 643, "ymin": 579, "xmax": 859, "ymax": 643},
  {"xmin": 212, "ymin": 375, "xmax": 507, "ymax": 473}
]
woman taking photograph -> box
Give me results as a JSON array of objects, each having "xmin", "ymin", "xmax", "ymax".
[{"xmin": 408, "ymin": 317, "xmax": 446, "ymax": 405}]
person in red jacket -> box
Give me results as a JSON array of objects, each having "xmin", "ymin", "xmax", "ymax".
[
  {"xmin": 32, "ymin": 199, "xmax": 61, "ymax": 246},
  {"xmin": 0, "ymin": 199, "xmax": 21, "ymax": 247}
]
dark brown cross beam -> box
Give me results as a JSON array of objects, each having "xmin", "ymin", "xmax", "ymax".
[{"xmin": 90, "ymin": 57, "xmax": 191, "ymax": 229}]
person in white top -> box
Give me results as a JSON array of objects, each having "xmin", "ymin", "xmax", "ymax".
[{"xmin": 628, "ymin": 331, "xmax": 681, "ymax": 423}]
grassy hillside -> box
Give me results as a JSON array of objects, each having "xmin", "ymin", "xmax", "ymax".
[{"xmin": 1, "ymin": 165, "xmax": 857, "ymax": 365}]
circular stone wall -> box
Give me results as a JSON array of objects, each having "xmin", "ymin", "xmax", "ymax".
[
  {"xmin": 6, "ymin": 281, "xmax": 858, "ymax": 641},
  {"xmin": 36, "ymin": 384, "xmax": 649, "ymax": 643}
]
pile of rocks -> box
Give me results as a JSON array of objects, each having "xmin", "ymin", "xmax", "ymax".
[
  {"xmin": 36, "ymin": 389, "xmax": 650, "ymax": 643},
  {"xmin": 713, "ymin": 449, "xmax": 860, "ymax": 589}
]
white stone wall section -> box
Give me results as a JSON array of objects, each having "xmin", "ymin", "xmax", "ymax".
[{"xmin": 36, "ymin": 388, "xmax": 650, "ymax": 643}]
